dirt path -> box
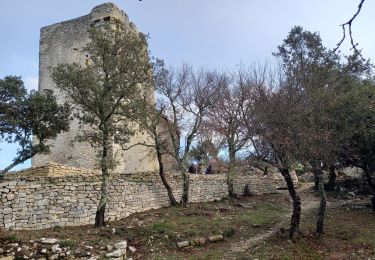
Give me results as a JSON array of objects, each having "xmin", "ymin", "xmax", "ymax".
[{"xmin": 224, "ymin": 182, "xmax": 319, "ymax": 258}]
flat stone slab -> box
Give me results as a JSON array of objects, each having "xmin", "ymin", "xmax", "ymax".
[
  {"xmin": 208, "ymin": 235, "xmax": 224, "ymax": 242},
  {"xmin": 177, "ymin": 241, "xmax": 189, "ymax": 248},
  {"xmin": 114, "ymin": 241, "xmax": 127, "ymax": 250},
  {"xmin": 105, "ymin": 248, "xmax": 126, "ymax": 258},
  {"xmin": 41, "ymin": 238, "xmax": 59, "ymax": 244}
]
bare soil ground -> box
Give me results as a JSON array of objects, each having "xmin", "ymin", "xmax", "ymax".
[{"xmin": 1, "ymin": 183, "xmax": 374, "ymax": 259}]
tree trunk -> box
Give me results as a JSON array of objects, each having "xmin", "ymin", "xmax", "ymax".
[
  {"xmin": 156, "ymin": 147, "xmax": 177, "ymax": 206},
  {"xmin": 326, "ymin": 165, "xmax": 336, "ymax": 191},
  {"xmin": 364, "ymin": 165, "xmax": 375, "ymax": 211},
  {"xmin": 280, "ymin": 168, "xmax": 301, "ymax": 242},
  {"xmin": 227, "ymin": 169, "xmax": 236, "ymax": 198},
  {"xmin": 181, "ymin": 171, "xmax": 190, "ymax": 207},
  {"xmin": 314, "ymin": 167, "xmax": 327, "ymax": 235},
  {"xmin": 95, "ymin": 128, "xmax": 110, "ymax": 227},
  {"xmin": 314, "ymin": 174, "xmax": 319, "ymax": 191},
  {"xmin": 227, "ymin": 145, "xmax": 237, "ymax": 198}
]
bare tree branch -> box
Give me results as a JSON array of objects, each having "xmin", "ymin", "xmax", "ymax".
[
  {"xmin": 334, "ymin": 0, "xmax": 366, "ymax": 61},
  {"xmin": 121, "ymin": 142, "xmax": 154, "ymax": 151}
]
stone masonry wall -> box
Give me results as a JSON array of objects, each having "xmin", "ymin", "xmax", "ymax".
[{"xmin": 0, "ymin": 164, "xmax": 286, "ymax": 231}]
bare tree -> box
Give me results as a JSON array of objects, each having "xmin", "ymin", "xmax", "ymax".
[
  {"xmin": 238, "ymin": 64, "xmax": 271, "ymax": 161},
  {"xmin": 205, "ymin": 71, "xmax": 249, "ymax": 197},
  {"xmin": 154, "ymin": 61, "xmax": 218, "ymax": 207},
  {"xmin": 126, "ymin": 99, "xmax": 178, "ymax": 206}
]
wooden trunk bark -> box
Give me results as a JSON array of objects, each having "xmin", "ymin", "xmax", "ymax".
[
  {"xmin": 227, "ymin": 145, "xmax": 237, "ymax": 198},
  {"xmin": 314, "ymin": 167, "xmax": 327, "ymax": 235},
  {"xmin": 227, "ymin": 170, "xmax": 236, "ymax": 198},
  {"xmin": 156, "ymin": 147, "xmax": 177, "ymax": 206},
  {"xmin": 95, "ymin": 128, "xmax": 110, "ymax": 227},
  {"xmin": 325, "ymin": 165, "xmax": 336, "ymax": 191},
  {"xmin": 364, "ymin": 165, "xmax": 375, "ymax": 211},
  {"xmin": 181, "ymin": 171, "xmax": 190, "ymax": 208},
  {"xmin": 280, "ymin": 168, "xmax": 301, "ymax": 242}
]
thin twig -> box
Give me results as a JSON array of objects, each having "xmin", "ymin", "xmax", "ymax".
[{"xmin": 333, "ymin": 0, "xmax": 366, "ymax": 61}]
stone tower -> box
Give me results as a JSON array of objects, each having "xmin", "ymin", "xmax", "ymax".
[{"xmin": 32, "ymin": 3, "xmax": 158, "ymax": 173}]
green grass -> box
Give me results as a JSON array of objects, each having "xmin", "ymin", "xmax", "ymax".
[
  {"xmin": 189, "ymin": 248, "xmax": 225, "ymax": 260},
  {"xmin": 239, "ymin": 203, "xmax": 286, "ymax": 225},
  {"xmin": 6, "ymin": 234, "xmax": 18, "ymax": 243},
  {"xmin": 141, "ymin": 214, "xmax": 224, "ymax": 240},
  {"xmin": 152, "ymin": 221, "xmax": 176, "ymax": 234},
  {"xmin": 59, "ymin": 239, "xmax": 76, "ymax": 248}
]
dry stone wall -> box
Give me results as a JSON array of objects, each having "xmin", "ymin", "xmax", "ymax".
[{"xmin": 0, "ymin": 163, "xmax": 287, "ymax": 231}]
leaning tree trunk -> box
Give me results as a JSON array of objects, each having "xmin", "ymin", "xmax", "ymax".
[
  {"xmin": 156, "ymin": 147, "xmax": 177, "ymax": 206},
  {"xmin": 280, "ymin": 168, "xmax": 301, "ymax": 242},
  {"xmin": 326, "ymin": 165, "xmax": 336, "ymax": 191},
  {"xmin": 0, "ymin": 158, "xmax": 29, "ymax": 180},
  {"xmin": 364, "ymin": 165, "xmax": 375, "ymax": 211},
  {"xmin": 227, "ymin": 147, "xmax": 237, "ymax": 198},
  {"xmin": 314, "ymin": 167, "xmax": 327, "ymax": 236},
  {"xmin": 0, "ymin": 152, "xmax": 37, "ymax": 180},
  {"xmin": 95, "ymin": 129, "xmax": 110, "ymax": 227}
]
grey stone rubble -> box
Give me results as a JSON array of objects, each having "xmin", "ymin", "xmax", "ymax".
[
  {"xmin": 0, "ymin": 238, "xmax": 132, "ymax": 259},
  {"xmin": 105, "ymin": 249, "xmax": 126, "ymax": 258},
  {"xmin": 208, "ymin": 235, "xmax": 224, "ymax": 242},
  {"xmin": 177, "ymin": 235, "xmax": 224, "ymax": 249},
  {"xmin": 128, "ymin": 246, "xmax": 136, "ymax": 254},
  {"xmin": 177, "ymin": 241, "xmax": 190, "ymax": 248}
]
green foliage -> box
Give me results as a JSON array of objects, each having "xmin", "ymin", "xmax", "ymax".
[
  {"xmin": 274, "ymin": 25, "xmax": 339, "ymax": 83},
  {"xmin": 263, "ymin": 25, "xmax": 375, "ymax": 237},
  {"xmin": 188, "ymin": 139, "xmax": 218, "ymax": 164},
  {"xmin": 0, "ymin": 76, "xmax": 70, "ymax": 176},
  {"xmin": 260, "ymin": 25, "xmax": 374, "ymax": 169},
  {"xmin": 339, "ymin": 79, "xmax": 375, "ymax": 170},
  {"xmin": 0, "ymin": 76, "xmax": 26, "ymax": 136},
  {"xmin": 272, "ymin": 26, "xmax": 344, "ymax": 165}
]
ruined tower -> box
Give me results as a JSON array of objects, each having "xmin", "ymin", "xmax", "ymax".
[{"xmin": 32, "ymin": 3, "xmax": 158, "ymax": 173}]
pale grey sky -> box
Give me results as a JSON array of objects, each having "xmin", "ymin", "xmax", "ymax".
[{"xmin": 0, "ymin": 0, "xmax": 374, "ymax": 170}]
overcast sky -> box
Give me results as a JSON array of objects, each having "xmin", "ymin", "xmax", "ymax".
[{"xmin": 0, "ymin": 0, "xmax": 374, "ymax": 170}]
